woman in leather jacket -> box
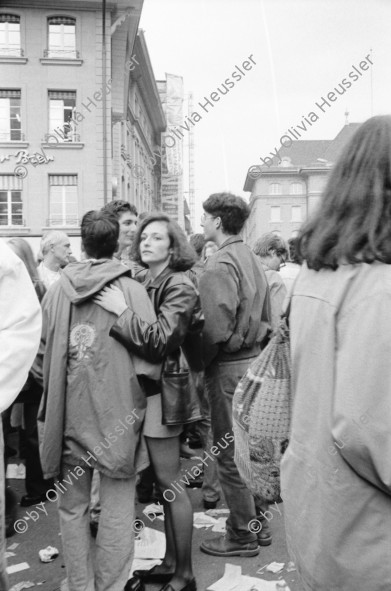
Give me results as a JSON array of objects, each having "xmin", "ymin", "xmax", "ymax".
[{"xmin": 94, "ymin": 213, "xmax": 203, "ymax": 591}]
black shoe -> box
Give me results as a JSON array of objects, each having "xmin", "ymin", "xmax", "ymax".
[
  {"xmin": 188, "ymin": 438, "xmax": 203, "ymax": 449},
  {"xmin": 132, "ymin": 565, "xmax": 175, "ymax": 583},
  {"xmin": 203, "ymin": 499, "xmax": 218, "ymax": 510},
  {"xmin": 20, "ymin": 493, "xmax": 47, "ymax": 507},
  {"xmin": 5, "ymin": 487, "xmax": 18, "ymax": 538},
  {"xmin": 185, "ymin": 476, "xmax": 203, "ymax": 489},
  {"xmin": 5, "ymin": 511, "xmax": 17, "ymax": 538},
  {"xmin": 200, "ymin": 535, "xmax": 259, "ymax": 557},
  {"xmin": 90, "ymin": 521, "xmax": 99, "ymax": 538},
  {"xmin": 256, "ymin": 520, "xmax": 272, "ymax": 546},
  {"xmin": 124, "ymin": 577, "xmax": 144, "ymax": 591},
  {"xmin": 159, "ymin": 579, "xmax": 196, "ymax": 591}
]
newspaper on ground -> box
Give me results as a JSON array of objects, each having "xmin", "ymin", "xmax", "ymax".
[
  {"xmin": 207, "ymin": 564, "xmax": 285, "ymax": 591},
  {"xmin": 135, "ymin": 527, "xmax": 166, "ymax": 559}
]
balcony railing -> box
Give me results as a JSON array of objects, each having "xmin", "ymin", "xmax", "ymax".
[
  {"xmin": 0, "ymin": 47, "xmax": 24, "ymax": 57},
  {"xmin": 43, "ymin": 49, "xmax": 80, "ymax": 59},
  {"xmin": 43, "ymin": 132, "xmax": 81, "ymax": 144},
  {"xmin": 47, "ymin": 216, "xmax": 79, "ymax": 227},
  {"xmin": 0, "ymin": 132, "xmax": 25, "ymax": 142}
]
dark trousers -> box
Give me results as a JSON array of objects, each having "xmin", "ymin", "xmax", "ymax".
[
  {"xmin": 206, "ymin": 357, "xmax": 257, "ymax": 543},
  {"xmin": 23, "ymin": 402, "xmax": 52, "ymax": 496}
]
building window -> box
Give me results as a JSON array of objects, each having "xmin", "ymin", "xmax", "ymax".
[
  {"xmin": 290, "ymin": 183, "xmax": 303, "ymax": 195},
  {"xmin": 48, "ymin": 91, "xmax": 77, "ymax": 142},
  {"xmin": 269, "ymin": 183, "xmax": 281, "ymax": 195},
  {"xmin": 47, "ymin": 16, "xmax": 76, "ymax": 58},
  {"xmin": 0, "ymin": 175, "xmax": 23, "ymax": 226},
  {"xmin": 0, "ymin": 14, "xmax": 21, "ymax": 56},
  {"xmin": 0, "ymin": 89, "xmax": 21, "ymax": 141},
  {"xmin": 291, "ymin": 205, "xmax": 302, "ymax": 222},
  {"xmin": 270, "ymin": 206, "xmax": 281, "ymax": 222},
  {"xmin": 49, "ymin": 175, "xmax": 78, "ymax": 226}
]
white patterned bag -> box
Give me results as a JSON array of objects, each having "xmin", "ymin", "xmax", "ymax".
[{"xmin": 233, "ymin": 317, "xmax": 291, "ymax": 503}]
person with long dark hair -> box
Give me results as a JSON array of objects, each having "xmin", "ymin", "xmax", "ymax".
[
  {"xmin": 94, "ymin": 213, "xmax": 202, "ymax": 591},
  {"xmin": 281, "ymin": 115, "xmax": 391, "ymax": 590}
]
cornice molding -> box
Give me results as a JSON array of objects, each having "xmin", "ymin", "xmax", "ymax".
[
  {"xmin": 2, "ymin": 0, "xmax": 116, "ymax": 10},
  {"xmin": 130, "ymin": 33, "xmax": 166, "ymax": 133}
]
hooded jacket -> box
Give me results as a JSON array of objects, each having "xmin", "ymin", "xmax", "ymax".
[{"xmin": 34, "ymin": 258, "xmax": 161, "ymax": 480}]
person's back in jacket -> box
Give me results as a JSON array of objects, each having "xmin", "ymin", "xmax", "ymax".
[
  {"xmin": 281, "ymin": 115, "xmax": 391, "ymax": 590},
  {"xmin": 34, "ymin": 211, "xmax": 160, "ymax": 591},
  {"xmin": 198, "ymin": 192, "xmax": 272, "ymax": 558}
]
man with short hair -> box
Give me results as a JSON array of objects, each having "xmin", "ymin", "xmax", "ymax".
[
  {"xmin": 37, "ymin": 231, "xmax": 72, "ymax": 289},
  {"xmin": 33, "ymin": 210, "xmax": 160, "ymax": 591},
  {"xmin": 101, "ymin": 200, "xmax": 138, "ymax": 269},
  {"xmin": 198, "ymin": 192, "xmax": 271, "ymax": 557},
  {"xmin": 253, "ymin": 232, "xmax": 288, "ymax": 331}
]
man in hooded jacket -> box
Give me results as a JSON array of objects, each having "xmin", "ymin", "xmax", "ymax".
[{"xmin": 32, "ymin": 210, "xmax": 160, "ymax": 591}]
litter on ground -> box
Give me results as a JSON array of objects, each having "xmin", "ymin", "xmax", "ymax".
[
  {"xmin": 6, "ymin": 563, "xmax": 30, "ymax": 575},
  {"xmin": 9, "ymin": 582, "xmax": 35, "ymax": 591},
  {"xmin": 38, "ymin": 546, "xmax": 59, "ymax": 563}
]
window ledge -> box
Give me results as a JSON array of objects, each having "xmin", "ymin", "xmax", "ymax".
[
  {"xmin": 0, "ymin": 227, "xmax": 31, "ymax": 235},
  {"xmin": 0, "ymin": 56, "xmax": 28, "ymax": 64},
  {"xmin": 0, "ymin": 141, "xmax": 29, "ymax": 149},
  {"xmin": 42, "ymin": 226, "xmax": 80, "ymax": 235},
  {"xmin": 41, "ymin": 142, "xmax": 84, "ymax": 150},
  {"xmin": 40, "ymin": 58, "xmax": 83, "ymax": 66}
]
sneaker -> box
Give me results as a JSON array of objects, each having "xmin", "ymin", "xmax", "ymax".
[{"xmin": 200, "ymin": 534, "xmax": 259, "ymax": 557}]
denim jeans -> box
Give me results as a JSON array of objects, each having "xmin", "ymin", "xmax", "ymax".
[
  {"xmin": 59, "ymin": 463, "xmax": 135, "ymax": 591},
  {"xmin": 198, "ymin": 389, "xmax": 222, "ymax": 503},
  {"xmin": 206, "ymin": 358, "xmax": 257, "ymax": 543}
]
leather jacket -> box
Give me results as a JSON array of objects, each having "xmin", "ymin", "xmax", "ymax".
[{"xmin": 110, "ymin": 266, "xmax": 204, "ymax": 371}]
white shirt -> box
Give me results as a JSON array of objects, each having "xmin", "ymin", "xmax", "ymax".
[{"xmin": 37, "ymin": 261, "xmax": 61, "ymax": 289}]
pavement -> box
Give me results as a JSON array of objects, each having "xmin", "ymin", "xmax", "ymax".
[{"xmin": 5, "ymin": 457, "xmax": 302, "ymax": 591}]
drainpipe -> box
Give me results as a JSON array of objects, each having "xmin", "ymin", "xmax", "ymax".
[{"xmin": 102, "ymin": 0, "xmax": 108, "ymax": 204}]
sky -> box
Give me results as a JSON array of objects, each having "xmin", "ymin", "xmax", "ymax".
[{"xmin": 139, "ymin": 0, "xmax": 391, "ymax": 230}]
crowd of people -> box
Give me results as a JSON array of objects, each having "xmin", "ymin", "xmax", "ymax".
[{"xmin": 0, "ymin": 114, "xmax": 390, "ymax": 591}]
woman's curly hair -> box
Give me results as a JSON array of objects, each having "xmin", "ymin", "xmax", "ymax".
[{"xmin": 131, "ymin": 212, "xmax": 196, "ymax": 271}]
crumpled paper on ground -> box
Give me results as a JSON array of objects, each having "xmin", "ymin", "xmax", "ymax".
[
  {"xmin": 143, "ymin": 503, "xmax": 164, "ymax": 521},
  {"xmin": 9, "ymin": 582, "xmax": 35, "ymax": 591},
  {"xmin": 39, "ymin": 546, "xmax": 59, "ymax": 563},
  {"xmin": 143, "ymin": 503, "xmax": 164, "ymax": 516},
  {"xmin": 211, "ymin": 517, "xmax": 227, "ymax": 533},
  {"xmin": 266, "ymin": 562, "xmax": 284, "ymax": 574},
  {"xmin": 205, "ymin": 508, "xmax": 230, "ymax": 518},
  {"xmin": 207, "ymin": 564, "xmax": 288, "ymax": 591},
  {"xmin": 135, "ymin": 527, "xmax": 166, "ymax": 559},
  {"xmin": 193, "ymin": 512, "xmax": 218, "ymax": 528},
  {"xmin": 6, "ymin": 563, "xmax": 30, "ymax": 575},
  {"xmin": 6, "ymin": 464, "xmax": 26, "ymax": 479}
]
